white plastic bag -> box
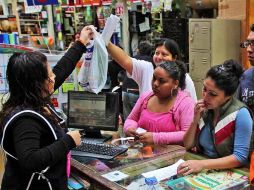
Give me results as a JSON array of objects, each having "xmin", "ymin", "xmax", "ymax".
[
  {"xmin": 78, "ymin": 41, "xmax": 94, "ymax": 90},
  {"xmin": 78, "ymin": 27, "xmax": 108, "ymax": 94},
  {"xmin": 101, "ymin": 14, "xmax": 120, "ymax": 46}
]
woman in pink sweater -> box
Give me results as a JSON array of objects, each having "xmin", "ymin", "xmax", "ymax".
[{"xmin": 124, "ymin": 61, "xmax": 195, "ymax": 145}]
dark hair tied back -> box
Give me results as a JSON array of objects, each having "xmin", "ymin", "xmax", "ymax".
[
  {"xmin": 206, "ymin": 59, "xmax": 243, "ymax": 96},
  {"xmin": 223, "ymin": 59, "xmax": 243, "ymax": 79},
  {"xmin": 158, "ymin": 60, "xmax": 186, "ymax": 90}
]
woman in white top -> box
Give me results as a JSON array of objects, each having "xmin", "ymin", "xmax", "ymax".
[{"xmin": 107, "ymin": 38, "xmax": 197, "ymax": 101}]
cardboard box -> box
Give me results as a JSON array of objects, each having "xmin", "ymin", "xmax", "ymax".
[{"xmin": 218, "ymin": 0, "xmax": 246, "ymax": 20}]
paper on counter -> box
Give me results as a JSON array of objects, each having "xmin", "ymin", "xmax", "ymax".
[
  {"xmin": 142, "ymin": 159, "xmax": 185, "ymax": 181},
  {"xmin": 102, "ymin": 170, "xmax": 129, "ymax": 182}
]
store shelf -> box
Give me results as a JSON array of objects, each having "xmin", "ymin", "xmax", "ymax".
[
  {"xmin": 61, "ymin": 5, "xmax": 75, "ymax": 8},
  {"xmin": 0, "ymin": 15, "xmax": 16, "ymax": 19},
  {"xmin": 20, "ymin": 23, "xmax": 38, "ymax": 25},
  {"xmin": 0, "ymin": 44, "xmax": 33, "ymax": 53},
  {"xmin": 20, "ymin": 33, "xmax": 41, "ymax": 36},
  {"xmin": 20, "ymin": 19, "xmax": 44, "ymax": 22}
]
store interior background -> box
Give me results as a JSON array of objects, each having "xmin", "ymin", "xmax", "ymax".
[
  {"xmin": 0, "ymin": 0, "xmax": 252, "ymax": 63},
  {"xmin": 0, "ymin": 0, "xmax": 254, "ymax": 185}
]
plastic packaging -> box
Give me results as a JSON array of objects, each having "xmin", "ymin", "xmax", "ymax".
[
  {"xmin": 101, "ymin": 14, "xmax": 120, "ymax": 46},
  {"xmin": 78, "ymin": 26, "xmax": 108, "ymax": 94},
  {"xmin": 145, "ymin": 176, "xmax": 158, "ymax": 190}
]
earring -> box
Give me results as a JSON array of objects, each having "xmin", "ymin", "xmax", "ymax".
[{"xmin": 171, "ymin": 86, "xmax": 178, "ymax": 97}]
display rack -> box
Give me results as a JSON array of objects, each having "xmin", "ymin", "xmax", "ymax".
[{"xmin": 17, "ymin": 3, "xmax": 48, "ymax": 36}]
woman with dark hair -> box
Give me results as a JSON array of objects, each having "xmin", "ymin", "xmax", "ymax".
[
  {"xmin": 177, "ymin": 59, "xmax": 253, "ymax": 175},
  {"xmin": 0, "ymin": 26, "xmax": 93, "ymax": 190},
  {"xmin": 107, "ymin": 38, "xmax": 197, "ymax": 101},
  {"xmin": 124, "ymin": 61, "xmax": 195, "ymax": 145}
]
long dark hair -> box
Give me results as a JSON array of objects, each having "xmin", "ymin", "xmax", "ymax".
[
  {"xmin": 0, "ymin": 51, "xmax": 52, "ymax": 122},
  {"xmin": 206, "ymin": 59, "xmax": 243, "ymax": 96}
]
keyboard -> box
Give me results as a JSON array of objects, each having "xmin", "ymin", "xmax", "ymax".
[{"xmin": 71, "ymin": 141, "xmax": 128, "ymax": 160}]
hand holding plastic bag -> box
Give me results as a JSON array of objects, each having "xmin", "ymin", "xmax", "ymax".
[{"xmin": 78, "ymin": 26, "xmax": 108, "ymax": 94}]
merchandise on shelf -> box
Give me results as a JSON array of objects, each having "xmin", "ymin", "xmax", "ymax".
[{"xmin": 17, "ymin": 2, "xmax": 48, "ymax": 36}]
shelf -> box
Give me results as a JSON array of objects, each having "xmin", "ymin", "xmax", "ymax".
[
  {"xmin": 20, "ymin": 19, "xmax": 44, "ymax": 22},
  {"xmin": 0, "ymin": 15, "xmax": 16, "ymax": 19},
  {"xmin": 20, "ymin": 33, "xmax": 41, "ymax": 36},
  {"xmin": 61, "ymin": 5, "xmax": 75, "ymax": 8},
  {"xmin": 0, "ymin": 44, "xmax": 33, "ymax": 53},
  {"xmin": 20, "ymin": 23, "xmax": 38, "ymax": 25}
]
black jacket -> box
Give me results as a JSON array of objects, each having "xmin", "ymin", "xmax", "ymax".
[{"xmin": 1, "ymin": 41, "xmax": 86, "ymax": 190}]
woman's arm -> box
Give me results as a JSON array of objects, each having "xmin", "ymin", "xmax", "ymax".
[
  {"xmin": 107, "ymin": 42, "xmax": 133, "ymax": 75},
  {"xmin": 13, "ymin": 119, "xmax": 76, "ymax": 172},
  {"xmin": 233, "ymin": 108, "xmax": 253, "ymax": 163},
  {"xmin": 53, "ymin": 26, "xmax": 93, "ymax": 89},
  {"xmin": 178, "ymin": 107, "xmax": 253, "ymax": 175},
  {"xmin": 53, "ymin": 41, "xmax": 86, "ymax": 89},
  {"xmin": 178, "ymin": 155, "xmax": 241, "ymax": 176},
  {"xmin": 183, "ymin": 100, "xmax": 206, "ymax": 149},
  {"xmin": 124, "ymin": 99, "xmax": 142, "ymax": 135},
  {"xmin": 124, "ymin": 93, "xmax": 149, "ymax": 136},
  {"xmin": 200, "ymin": 155, "xmax": 241, "ymax": 169},
  {"xmin": 183, "ymin": 121, "xmax": 199, "ymax": 149}
]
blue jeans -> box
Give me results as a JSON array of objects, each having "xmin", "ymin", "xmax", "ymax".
[{"xmin": 122, "ymin": 91, "xmax": 139, "ymax": 121}]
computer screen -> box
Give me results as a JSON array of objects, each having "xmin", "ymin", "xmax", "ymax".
[{"xmin": 67, "ymin": 91, "xmax": 119, "ymax": 142}]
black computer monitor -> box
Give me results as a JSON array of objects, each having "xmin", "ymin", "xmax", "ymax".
[{"xmin": 67, "ymin": 91, "xmax": 119, "ymax": 143}]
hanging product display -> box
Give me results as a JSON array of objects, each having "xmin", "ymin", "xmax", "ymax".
[
  {"xmin": 164, "ymin": 0, "xmax": 173, "ymax": 11},
  {"xmin": 115, "ymin": 2, "xmax": 124, "ymax": 16},
  {"xmin": 85, "ymin": 6, "xmax": 93, "ymax": 24},
  {"xmin": 26, "ymin": 0, "xmax": 59, "ymax": 6}
]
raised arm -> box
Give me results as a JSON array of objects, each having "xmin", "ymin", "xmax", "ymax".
[
  {"xmin": 107, "ymin": 42, "xmax": 133, "ymax": 74},
  {"xmin": 124, "ymin": 95, "xmax": 143, "ymax": 136}
]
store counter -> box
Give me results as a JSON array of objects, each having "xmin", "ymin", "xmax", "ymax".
[
  {"xmin": 71, "ymin": 144, "xmax": 186, "ymax": 189},
  {"xmin": 71, "ymin": 126, "xmax": 250, "ymax": 190}
]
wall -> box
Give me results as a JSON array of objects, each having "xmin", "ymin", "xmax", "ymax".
[{"xmin": 218, "ymin": 0, "xmax": 248, "ymax": 68}]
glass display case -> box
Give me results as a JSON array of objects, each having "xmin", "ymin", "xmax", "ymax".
[
  {"xmin": 71, "ymin": 144, "xmax": 186, "ymax": 189},
  {"xmin": 70, "ymin": 129, "xmax": 250, "ymax": 190}
]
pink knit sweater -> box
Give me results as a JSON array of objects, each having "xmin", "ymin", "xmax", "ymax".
[{"xmin": 124, "ymin": 91, "xmax": 195, "ymax": 145}]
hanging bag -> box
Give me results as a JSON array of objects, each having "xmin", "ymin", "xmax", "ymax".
[{"xmin": 78, "ymin": 26, "xmax": 108, "ymax": 94}]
